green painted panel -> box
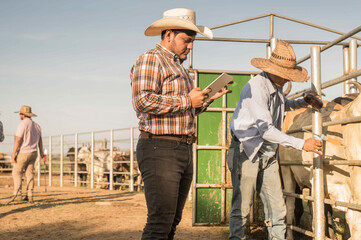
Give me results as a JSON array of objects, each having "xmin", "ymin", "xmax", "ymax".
[
  {"xmin": 197, "ymin": 112, "xmax": 222, "ymax": 146},
  {"xmin": 196, "ymin": 189, "xmax": 222, "ymax": 223},
  {"xmin": 197, "ymin": 150, "xmax": 222, "ymax": 184},
  {"xmin": 226, "ymin": 189, "xmax": 233, "ymax": 222},
  {"xmin": 195, "ymin": 73, "xmax": 251, "ymax": 224},
  {"xmin": 227, "ymin": 74, "xmax": 251, "ymax": 108}
]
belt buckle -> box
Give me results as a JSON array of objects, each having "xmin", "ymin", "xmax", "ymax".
[{"xmin": 186, "ymin": 135, "xmax": 195, "ymax": 145}]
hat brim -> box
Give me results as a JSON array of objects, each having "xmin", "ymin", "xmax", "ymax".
[
  {"xmin": 14, "ymin": 111, "xmax": 37, "ymax": 117},
  {"xmin": 144, "ymin": 18, "xmax": 213, "ymax": 39},
  {"xmin": 251, "ymin": 58, "xmax": 309, "ymax": 82}
]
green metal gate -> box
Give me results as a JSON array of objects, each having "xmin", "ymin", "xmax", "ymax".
[{"xmin": 192, "ymin": 70, "xmax": 255, "ymax": 225}]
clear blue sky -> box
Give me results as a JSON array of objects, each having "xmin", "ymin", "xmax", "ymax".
[{"xmin": 1, "ymin": 0, "xmax": 360, "ymax": 137}]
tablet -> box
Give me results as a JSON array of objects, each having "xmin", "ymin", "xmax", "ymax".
[{"xmin": 204, "ymin": 73, "xmax": 233, "ymax": 101}]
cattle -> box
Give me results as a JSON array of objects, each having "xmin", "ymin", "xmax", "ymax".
[
  {"xmin": 279, "ymin": 82, "xmax": 361, "ymax": 240},
  {"xmin": 67, "ymin": 147, "xmax": 88, "ymax": 186},
  {"xmin": 75, "ymin": 146, "xmax": 140, "ymax": 190},
  {"xmin": 0, "ymin": 152, "xmax": 12, "ymax": 171},
  {"xmin": 76, "ymin": 146, "xmax": 110, "ymax": 188}
]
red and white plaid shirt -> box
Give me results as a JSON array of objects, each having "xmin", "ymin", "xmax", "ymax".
[{"xmin": 131, "ymin": 43, "xmax": 209, "ymax": 135}]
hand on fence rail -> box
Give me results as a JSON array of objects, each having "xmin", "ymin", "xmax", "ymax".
[{"xmin": 303, "ymin": 137, "xmax": 323, "ymax": 155}]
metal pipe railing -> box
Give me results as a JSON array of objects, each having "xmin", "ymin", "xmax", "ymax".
[
  {"xmin": 130, "ymin": 127, "xmax": 134, "ymax": 192},
  {"xmin": 288, "ymin": 68, "xmax": 361, "ymax": 99},
  {"xmin": 109, "ymin": 129, "xmax": 114, "ymax": 190},
  {"xmin": 195, "ymin": 36, "xmax": 354, "ymax": 46},
  {"xmin": 209, "ymin": 13, "xmax": 271, "ymax": 30},
  {"xmin": 311, "ymin": 45, "xmax": 325, "ymax": 240},
  {"xmin": 273, "ymin": 14, "xmax": 361, "ymax": 41},
  {"xmin": 60, "ymin": 134, "xmax": 64, "ymax": 187},
  {"xmin": 297, "ymin": 25, "xmax": 361, "ymax": 64}
]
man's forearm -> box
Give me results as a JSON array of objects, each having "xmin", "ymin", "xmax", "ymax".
[{"xmin": 12, "ymin": 137, "xmax": 22, "ymax": 158}]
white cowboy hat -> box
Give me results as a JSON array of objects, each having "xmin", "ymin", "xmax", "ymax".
[
  {"xmin": 251, "ymin": 40, "xmax": 309, "ymax": 82},
  {"xmin": 144, "ymin": 8, "xmax": 213, "ymax": 39}
]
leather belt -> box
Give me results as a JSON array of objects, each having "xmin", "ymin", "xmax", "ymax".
[{"xmin": 140, "ymin": 131, "xmax": 196, "ymax": 145}]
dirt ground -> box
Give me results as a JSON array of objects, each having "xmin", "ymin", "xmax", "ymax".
[{"xmin": 0, "ymin": 179, "xmax": 231, "ymax": 240}]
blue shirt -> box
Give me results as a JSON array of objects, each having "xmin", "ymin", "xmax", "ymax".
[{"xmin": 230, "ymin": 72, "xmax": 307, "ymax": 161}]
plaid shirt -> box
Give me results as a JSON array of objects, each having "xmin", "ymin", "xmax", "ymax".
[{"xmin": 131, "ymin": 43, "xmax": 209, "ymax": 135}]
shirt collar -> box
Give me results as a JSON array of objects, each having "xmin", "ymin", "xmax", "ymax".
[
  {"xmin": 262, "ymin": 72, "xmax": 283, "ymax": 93},
  {"xmin": 156, "ymin": 43, "xmax": 181, "ymax": 64}
]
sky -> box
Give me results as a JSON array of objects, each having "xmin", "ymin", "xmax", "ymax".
[{"xmin": 1, "ymin": 0, "xmax": 360, "ymax": 138}]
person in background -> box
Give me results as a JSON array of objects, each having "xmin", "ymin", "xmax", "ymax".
[
  {"xmin": 11, "ymin": 105, "xmax": 43, "ymax": 203},
  {"xmin": 131, "ymin": 8, "xmax": 232, "ymax": 240},
  {"xmin": 0, "ymin": 120, "xmax": 4, "ymax": 142},
  {"xmin": 228, "ymin": 40, "xmax": 323, "ymax": 240}
]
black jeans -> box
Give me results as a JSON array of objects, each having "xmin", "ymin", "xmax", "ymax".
[{"xmin": 136, "ymin": 138, "xmax": 193, "ymax": 240}]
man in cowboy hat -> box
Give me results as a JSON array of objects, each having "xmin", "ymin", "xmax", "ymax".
[
  {"xmin": 11, "ymin": 105, "xmax": 44, "ymax": 203},
  {"xmin": 228, "ymin": 40, "xmax": 323, "ymax": 239},
  {"xmin": 131, "ymin": 8, "xmax": 232, "ymax": 239}
]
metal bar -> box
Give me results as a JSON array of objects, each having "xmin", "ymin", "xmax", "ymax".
[
  {"xmin": 60, "ymin": 134, "xmax": 63, "ymax": 187},
  {"xmin": 344, "ymin": 46, "xmax": 351, "ymax": 94},
  {"xmin": 74, "ymin": 133, "xmax": 78, "ymax": 187},
  {"xmin": 37, "ymin": 154, "xmax": 41, "ymax": 187},
  {"xmin": 109, "ymin": 129, "xmax": 114, "ymax": 190},
  {"xmin": 283, "ymin": 191, "xmax": 361, "ymax": 212},
  {"xmin": 221, "ymin": 84, "xmax": 227, "ymax": 223},
  {"xmin": 206, "ymin": 107, "xmax": 236, "ymax": 112},
  {"xmin": 188, "ymin": 68, "xmax": 260, "ymax": 75},
  {"xmin": 285, "ymin": 115, "xmax": 361, "ymax": 134},
  {"xmin": 273, "ymin": 14, "xmax": 361, "ymax": 41},
  {"xmin": 349, "ymin": 39, "xmax": 358, "ymax": 93},
  {"xmin": 287, "ymin": 68, "xmax": 361, "ymax": 99},
  {"xmin": 196, "ymin": 37, "xmax": 270, "ymax": 43},
  {"xmin": 267, "ymin": 43, "xmax": 271, "ymax": 59},
  {"xmin": 197, "ymin": 145, "xmax": 228, "ymax": 150},
  {"xmin": 311, "ymin": 45, "xmax": 325, "ymax": 240},
  {"xmin": 91, "ymin": 132, "xmax": 94, "ymax": 189},
  {"xmin": 130, "ymin": 127, "xmax": 134, "ymax": 192},
  {"xmin": 288, "ymin": 225, "xmax": 315, "ymax": 238},
  {"xmin": 192, "ymin": 70, "xmax": 199, "ymax": 226},
  {"xmin": 209, "ymin": 13, "xmax": 271, "ymax": 30},
  {"xmin": 195, "ymin": 37, "xmax": 352, "ymax": 46},
  {"xmin": 74, "ymin": 127, "xmax": 137, "ymax": 135},
  {"xmin": 297, "ymin": 25, "xmax": 361, "ymax": 64},
  {"xmin": 280, "ymin": 160, "xmax": 361, "ymax": 166},
  {"xmin": 189, "ymin": 49, "xmax": 193, "ymax": 69},
  {"xmin": 270, "ymin": 38, "xmax": 278, "ymax": 52},
  {"xmin": 269, "ymin": 14, "xmax": 274, "ymax": 39},
  {"xmin": 49, "ymin": 136, "xmax": 52, "ymax": 186},
  {"xmin": 196, "ymin": 183, "xmax": 232, "ymax": 188}
]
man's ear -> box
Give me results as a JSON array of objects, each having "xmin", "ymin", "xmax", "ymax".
[{"xmin": 164, "ymin": 30, "xmax": 173, "ymax": 41}]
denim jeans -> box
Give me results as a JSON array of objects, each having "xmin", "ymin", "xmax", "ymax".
[
  {"xmin": 136, "ymin": 137, "xmax": 193, "ymax": 240},
  {"xmin": 227, "ymin": 139, "xmax": 286, "ymax": 240}
]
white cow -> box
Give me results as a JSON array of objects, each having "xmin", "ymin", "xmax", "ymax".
[
  {"xmin": 76, "ymin": 146, "xmax": 140, "ymax": 189},
  {"xmin": 279, "ymin": 82, "xmax": 361, "ymax": 240},
  {"xmin": 77, "ymin": 146, "xmax": 110, "ymax": 188}
]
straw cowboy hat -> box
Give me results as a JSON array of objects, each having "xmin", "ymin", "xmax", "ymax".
[
  {"xmin": 144, "ymin": 8, "xmax": 213, "ymax": 39},
  {"xmin": 251, "ymin": 40, "xmax": 309, "ymax": 82},
  {"xmin": 14, "ymin": 105, "xmax": 37, "ymax": 117}
]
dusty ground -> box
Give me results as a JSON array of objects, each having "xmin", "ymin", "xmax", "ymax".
[{"xmin": 0, "ymin": 182, "xmax": 230, "ymax": 240}]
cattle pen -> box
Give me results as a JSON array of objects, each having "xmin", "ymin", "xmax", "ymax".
[
  {"xmin": 0, "ymin": 127, "xmax": 142, "ymax": 192},
  {"xmin": 189, "ymin": 14, "xmax": 361, "ymax": 240},
  {"xmin": 1, "ymin": 13, "xmax": 361, "ymax": 240}
]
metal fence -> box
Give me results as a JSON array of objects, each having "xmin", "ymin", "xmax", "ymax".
[
  {"xmin": 191, "ymin": 13, "xmax": 360, "ymax": 239},
  {"xmin": 0, "ymin": 127, "xmax": 141, "ymax": 192}
]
